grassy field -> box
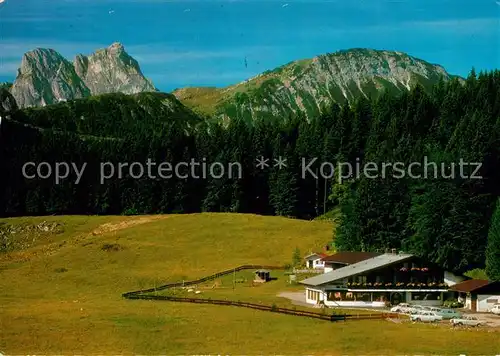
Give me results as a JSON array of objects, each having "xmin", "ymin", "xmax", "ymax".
[{"xmin": 1, "ymin": 213, "xmax": 499, "ymax": 355}]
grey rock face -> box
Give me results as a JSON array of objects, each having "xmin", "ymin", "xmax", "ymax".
[
  {"xmin": 10, "ymin": 48, "xmax": 90, "ymax": 108},
  {"xmin": 10, "ymin": 43, "xmax": 156, "ymax": 108},
  {"xmin": 74, "ymin": 42, "xmax": 156, "ymax": 96}
]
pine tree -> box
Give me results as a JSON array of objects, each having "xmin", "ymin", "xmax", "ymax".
[
  {"xmin": 292, "ymin": 247, "xmax": 302, "ymax": 268},
  {"xmin": 486, "ymin": 198, "xmax": 500, "ymax": 281},
  {"xmin": 269, "ymin": 143, "xmax": 298, "ymax": 217}
]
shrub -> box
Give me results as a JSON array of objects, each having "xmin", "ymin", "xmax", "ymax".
[
  {"xmin": 443, "ymin": 299, "xmax": 464, "ymax": 308},
  {"xmin": 123, "ymin": 208, "xmax": 139, "ymax": 216},
  {"xmin": 101, "ymin": 243, "xmax": 123, "ymax": 252},
  {"xmin": 54, "ymin": 267, "xmax": 68, "ymax": 273},
  {"xmin": 464, "ymin": 268, "xmax": 488, "ymax": 280}
]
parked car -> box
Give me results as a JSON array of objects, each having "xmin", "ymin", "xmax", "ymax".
[
  {"xmin": 391, "ymin": 303, "xmax": 411, "ymax": 313},
  {"xmin": 450, "ymin": 315, "xmax": 483, "ymax": 327},
  {"xmin": 436, "ymin": 308, "xmax": 462, "ymax": 320},
  {"xmin": 490, "ymin": 304, "xmax": 500, "ymax": 315},
  {"xmin": 410, "ymin": 311, "xmax": 443, "ymax": 323},
  {"xmin": 421, "ymin": 306, "xmax": 441, "ymax": 312}
]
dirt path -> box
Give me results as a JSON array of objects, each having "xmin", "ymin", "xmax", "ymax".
[{"xmin": 90, "ymin": 215, "xmax": 168, "ymax": 236}]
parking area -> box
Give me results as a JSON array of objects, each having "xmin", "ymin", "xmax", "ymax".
[
  {"xmin": 462, "ymin": 311, "xmax": 500, "ymax": 327},
  {"xmin": 390, "ymin": 303, "xmax": 500, "ymax": 328},
  {"xmin": 277, "ymin": 294, "xmax": 500, "ymax": 328}
]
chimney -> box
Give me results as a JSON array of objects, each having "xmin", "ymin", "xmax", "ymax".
[
  {"xmin": 385, "ymin": 248, "xmax": 390, "ymax": 254},
  {"xmin": 391, "ymin": 248, "xmax": 397, "ymax": 255}
]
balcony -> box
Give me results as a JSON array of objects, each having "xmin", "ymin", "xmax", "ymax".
[{"xmin": 345, "ymin": 282, "xmax": 448, "ymax": 290}]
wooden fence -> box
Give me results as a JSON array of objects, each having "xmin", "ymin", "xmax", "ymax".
[
  {"xmin": 125, "ymin": 293, "xmax": 344, "ymax": 321},
  {"xmin": 293, "ymin": 269, "xmax": 324, "ymax": 274},
  {"xmin": 122, "ymin": 265, "xmax": 286, "ymax": 298},
  {"xmin": 122, "ymin": 264, "xmax": 399, "ymax": 322}
]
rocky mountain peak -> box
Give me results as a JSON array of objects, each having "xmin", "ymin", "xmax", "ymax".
[
  {"xmin": 9, "ymin": 43, "xmax": 156, "ymax": 108},
  {"xmin": 19, "ymin": 48, "xmax": 65, "ymax": 74},
  {"xmin": 108, "ymin": 42, "xmax": 125, "ymax": 52}
]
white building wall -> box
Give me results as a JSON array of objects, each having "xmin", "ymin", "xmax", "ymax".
[
  {"xmin": 407, "ymin": 292, "xmax": 444, "ymax": 306},
  {"xmin": 305, "ymin": 287, "xmax": 386, "ymax": 308},
  {"xmin": 465, "ymin": 295, "xmax": 472, "ymax": 310},
  {"xmin": 305, "ymin": 287, "xmax": 326, "ymax": 304},
  {"xmin": 313, "ymin": 259, "xmax": 325, "ymax": 268},
  {"xmin": 307, "ymin": 258, "xmax": 326, "ymax": 269},
  {"xmin": 305, "ymin": 287, "xmax": 448, "ymax": 308},
  {"xmin": 324, "ymin": 266, "xmax": 333, "ymax": 273},
  {"xmin": 324, "ymin": 300, "xmax": 386, "ymax": 308},
  {"xmin": 477, "ymin": 294, "xmax": 500, "ymax": 312},
  {"xmin": 412, "ymin": 299, "xmax": 442, "ymax": 306},
  {"xmin": 444, "ymin": 271, "xmax": 466, "ymax": 286}
]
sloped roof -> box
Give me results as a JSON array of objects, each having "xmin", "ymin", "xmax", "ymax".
[
  {"xmin": 449, "ymin": 279, "xmax": 491, "ymax": 292},
  {"xmin": 321, "ymin": 251, "xmax": 381, "ymax": 265},
  {"xmin": 300, "ymin": 253, "xmax": 414, "ymax": 286},
  {"xmin": 304, "ymin": 252, "xmax": 328, "ymax": 260}
]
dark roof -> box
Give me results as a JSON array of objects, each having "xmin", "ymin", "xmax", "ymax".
[
  {"xmin": 321, "ymin": 251, "xmax": 382, "ymax": 265},
  {"xmin": 255, "ymin": 269, "xmax": 270, "ymax": 273},
  {"xmin": 449, "ymin": 279, "xmax": 496, "ymax": 293}
]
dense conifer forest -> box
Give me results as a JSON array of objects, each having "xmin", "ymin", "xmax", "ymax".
[{"xmin": 1, "ymin": 70, "xmax": 500, "ymax": 276}]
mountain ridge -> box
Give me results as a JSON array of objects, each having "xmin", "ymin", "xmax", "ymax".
[
  {"xmin": 6, "ymin": 45, "xmax": 463, "ymax": 121},
  {"xmin": 173, "ymin": 48, "xmax": 462, "ymax": 122}
]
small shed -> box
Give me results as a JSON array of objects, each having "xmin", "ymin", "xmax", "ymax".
[
  {"xmin": 254, "ymin": 269, "xmax": 271, "ymax": 283},
  {"xmin": 304, "ymin": 253, "xmax": 327, "ymax": 269},
  {"xmin": 450, "ymin": 279, "xmax": 500, "ymax": 312}
]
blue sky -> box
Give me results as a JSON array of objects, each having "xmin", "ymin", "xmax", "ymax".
[{"xmin": 0, "ymin": 0, "xmax": 498, "ymax": 92}]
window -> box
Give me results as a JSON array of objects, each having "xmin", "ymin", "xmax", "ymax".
[
  {"xmin": 344, "ymin": 292, "xmax": 354, "ymax": 301},
  {"xmin": 357, "ymin": 275, "xmax": 367, "ymax": 284},
  {"xmin": 355, "ymin": 292, "xmax": 371, "ymax": 301},
  {"xmin": 372, "ymin": 292, "xmax": 388, "ymax": 302},
  {"xmin": 411, "ymin": 292, "xmax": 441, "ymax": 301},
  {"xmin": 327, "ymin": 291, "xmax": 343, "ymax": 301},
  {"xmin": 308, "ymin": 290, "xmax": 322, "ymax": 301}
]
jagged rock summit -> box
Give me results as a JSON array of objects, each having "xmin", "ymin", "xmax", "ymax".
[
  {"xmin": 74, "ymin": 42, "xmax": 156, "ymax": 96},
  {"xmin": 10, "ymin": 43, "xmax": 156, "ymax": 108}
]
